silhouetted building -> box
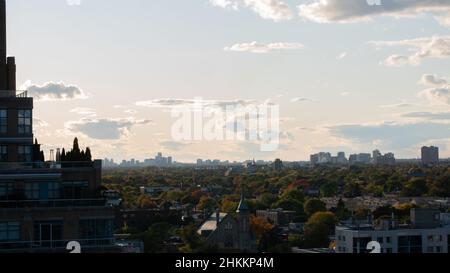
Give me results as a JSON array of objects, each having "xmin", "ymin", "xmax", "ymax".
[
  {"xmin": 421, "ymin": 146, "xmax": 439, "ymax": 166},
  {"xmin": 0, "ymin": 1, "xmax": 115, "ymax": 253}
]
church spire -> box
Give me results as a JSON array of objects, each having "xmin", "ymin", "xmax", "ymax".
[{"xmin": 236, "ymin": 183, "xmax": 249, "ymax": 213}]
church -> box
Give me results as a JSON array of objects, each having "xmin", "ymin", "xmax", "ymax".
[{"xmin": 197, "ymin": 195, "xmax": 257, "ymax": 252}]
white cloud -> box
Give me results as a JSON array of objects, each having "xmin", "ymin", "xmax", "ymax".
[
  {"xmin": 419, "ymin": 74, "xmax": 448, "ymax": 86},
  {"xmin": 66, "ymin": 118, "xmax": 153, "ymax": 140},
  {"xmin": 370, "ymin": 36, "xmax": 450, "ymax": 66},
  {"xmin": 419, "ymin": 86, "xmax": 450, "ymax": 105},
  {"xmin": 135, "ymin": 98, "xmax": 258, "ymax": 109},
  {"xmin": 298, "ymin": 0, "xmax": 450, "ymax": 26},
  {"xmin": 224, "ymin": 41, "xmax": 304, "ymax": 53},
  {"xmin": 209, "ymin": 0, "xmax": 293, "ymax": 22},
  {"xmin": 379, "ymin": 101, "xmax": 416, "ymax": 108},
  {"xmin": 417, "ymin": 73, "xmax": 450, "ymax": 105},
  {"xmin": 336, "ymin": 52, "xmax": 347, "ymax": 60},
  {"xmin": 22, "ymin": 81, "xmax": 89, "ymax": 101},
  {"xmin": 290, "ymin": 97, "xmax": 309, "ymax": 103},
  {"xmin": 70, "ymin": 107, "xmax": 97, "ymax": 116},
  {"xmin": 66, "ymin": 0, "xmax": 82, "ymax": 6}
]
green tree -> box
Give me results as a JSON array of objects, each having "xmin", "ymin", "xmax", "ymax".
[
  {"xmin": 303, "ymin": 212, "xmax": 337, "ymax": 248},
  {"xmin": 401, "ymin": 178, "xmax": 428, "ymax": 197},
  {"xmin": 140, "ymin": 222, "xmax": 172, "ymax": 253},
  {"xmin": 198, "ymin": 196, "xmax": 217, "ymax": 212},
  {"xmin": 320, "ymin": 182, "xmax": 338, "ymax": 197},
  {"xmin": 304, "ymin": 199, "xmax": 327, "ymax": 218},
  {"xmin": 428, "ymin": 174, "xmax": 450, "ymax": 197}
]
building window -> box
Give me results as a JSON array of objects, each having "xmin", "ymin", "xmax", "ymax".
[
  {"xmin": 386, "ymin": 237, "xmax": 391, "ymax": 244},
  {"xmin": 62, "ymin": 181, "xmax": 89, "ymax": 199},
  {"xmin": 0, "ymin": 109, "xmax": 7, "ymax": 134},
  {"xmin": 18, "ymin": 145, "xmax": 32, "ymax": 162},
  {"xmin": 79, "ymin": 219, "xmax": 114, "ymax": 246},
  {"xmin": 0, "ymin": 222, "xmax": 20, "ymax": 242},
  {"xmin": 18, "ymin": 109, "xmax": 32, "ymax": 135},
  {"xmin": 0, "ymin": 182, "xmax": 13, "ymax": 200},
  {"xmin": 25, "ymin": 183, "xmax": 39, "ymax": 200},
  {"xmin": 0, "ymin": 145, "xmax": 7, "ymax": 162},
  {"xmin": 48, "ymin": 182, "xmax": 61, "ymax": 199},
  {"xmin": 386, "ymin": 248, "xmax": 392, "ymax": 253},
  {"xmin": 33, "ymin": 221, "xmax": 63, "ymax": 248}
]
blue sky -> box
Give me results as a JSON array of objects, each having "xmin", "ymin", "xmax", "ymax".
[{"xmin": 7, "ymin": 0, "xmax": 450, "ymax": 162}]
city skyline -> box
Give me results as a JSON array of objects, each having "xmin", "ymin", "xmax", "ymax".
[{"xmin": 5, "ymin": 0, "xmax": 450, "ymax": 162}]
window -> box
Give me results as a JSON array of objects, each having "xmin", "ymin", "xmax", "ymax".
[
  {"xmin": 0, "ymin": 145, "xmax": 7, "ymax": 162},
  {"xmin": 386, "ymin": 237, "xmax": 391, "ymax": 244},
  {"xmin": 18, "ymin": 109, "xmax": 32, "ymax": 135},
  {"xmin": 377, "ymin": 237, "xmax": 384, "ymax": 244},
  {"xmin": 25, "ymin": 183, "xmax": 39, "ymax": 200},
  {"xmin": 0, "ymin": 222, "xmax": 20, "ymax": 242},
  {"xmin": 79, "ymin": 219, "xmax": 114, "ymax": 246},
  {"xmin": 18, "ymin": 145, "xmax": 32, "ymax": 163},
  {"xmin": 48, "ymin": 182, "xmax": 60, "ymax": 199},
  {"xmin": 386, "ymin": 248, "xmax": 392, "ymax": 254},
  {"xmin": 62, "ymin": 181, "xmax": 89, "ymax": 199},
  {"xmin": 0, "ymin": 109, "xmax": 7, "ymax": 134},
  {"xmin": 33, "ymin": 221, "xmax": 63, "ymax": 248},
  {"xmin": 0, "ymin": 182, "xmax": 13, "ymax": 200}
]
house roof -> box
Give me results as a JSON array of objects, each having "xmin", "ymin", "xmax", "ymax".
[{"xmin": 197, "ymin": 213, "xmax": 228, "ymax": 234}]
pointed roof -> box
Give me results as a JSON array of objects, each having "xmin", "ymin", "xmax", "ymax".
[{"xmin": 236, "ymin": 193, "xmax": 249, "ymax": 213}]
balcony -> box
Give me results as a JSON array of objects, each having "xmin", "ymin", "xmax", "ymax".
[
  {"xmin": 0, "ymin": 90, "xmax": 28, "ymax": 98},
  {"xmin": 0, "ymin": 199, "xmax": 108, "ymax": 209},
  {"xmin": 0, "ymin": 161, "xmax": 97, "ymax": 171},
  {"xmin": 0, "ymin": 238, "xmax": 116, "ymax": 253}
]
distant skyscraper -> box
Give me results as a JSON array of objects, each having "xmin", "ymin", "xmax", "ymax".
[
  {"xmin": 274, "ymin": 159, "xmax": 283, "ymax": 171},
  {"xmin": 421, "ymin": 146, "xmax": 439, "ymax": 166}
]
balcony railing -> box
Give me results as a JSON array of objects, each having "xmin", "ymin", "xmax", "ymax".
[
  {"xmin": 0, "ymin": 161, "xmax": 96, "ymax": 171},
  {"xmin": 0, "ymin": 238, "xmax": 116, "ymax": 252},
  {"xmin": 16, "ymin": 90, "xmax": 28, "ymax": 98},
  {"xmin": 0, "ymin": 199, "xmax": 108, "ymax": 209},
  {"xmin": 0, "ymin": 90, "xmax": 28, "ymax": 98}
]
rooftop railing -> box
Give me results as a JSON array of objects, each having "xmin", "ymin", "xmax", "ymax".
[
  {"xmin": 0, "ymin": 90, "xmax": 28, "ymax": 98},
  {"xmin": 0, "ymin": 199, "xmax": 109, "ymax": 209},
  {"xmin": 0, "ymin": 161, "xmax": 96, "ymax": 170},
  {"xmin": 0, "ymin": 238, "xmax": 116, "ymax": 252}
]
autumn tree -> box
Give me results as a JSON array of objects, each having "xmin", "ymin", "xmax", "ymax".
[
  {"xmin": 303, "ymin": 211, "xmax": 337, "ymax": 248},
  {"xmin": 304, "ymin": 199, "xmax": 327, "ymax": 218}
]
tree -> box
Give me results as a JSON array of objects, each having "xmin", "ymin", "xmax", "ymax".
[
  {"xmin": 180, "ymin": 224, "xmax": 208, "ymax": 253},
  {"xmin": 401, "ymin": 178, "xmax": 428, "ymax": 197},
  {"xmin": 428, "ymin": 174, "xmax": 450, "ymax": 197},
  {"xmin": 303, "ymin": 212, "xmax": 337, "ymax": 248},
  {"xmin": 344, "ymin": 181, "xmax": 362, "ymax": 198},
  {"xmin": 320, "ymin": 182, "xmax": 338, "ymax": 197},
  {"xmin": 137, "ymin": 194, "xmax": 157, "ymax": 209},
  {"xmin": 273, "ymin": 198, "xmax": 304, "ymax": 216},
  {"xmin": 304, "ymin": 199, "xmax": 327, "ymax": 218},
  {"xmin": 250, "ymin": 216, "xmax": 274, "ymax": 242},
  {"xmin": 85, "ymin": 147, "xmax": 92, "ymax": 161},
  {"xmin": 140, "ymin": 222, "xmax": 172, "ymax": 253},
  {"xmin": 197, "ymin": 196, "xmax": 217, "ymax": 212}
]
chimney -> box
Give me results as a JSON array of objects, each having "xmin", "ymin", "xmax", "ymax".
[
  {"xmin": 216, "ymin": 209, "xmax": 220, "ymax": 226},
  {"xmin": 0, "ymin": 0, "xmax": 6, "ymax": 65},
  {"xmin": 0, "ymin": 0, "xmax": 10, "ymax": 92}
]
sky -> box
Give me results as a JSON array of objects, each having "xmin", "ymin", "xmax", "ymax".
[{"xmin": 6, "ymin": 0, "xmax": 450, "ymax": 162}]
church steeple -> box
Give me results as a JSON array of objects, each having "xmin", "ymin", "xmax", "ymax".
[{"xmin": 236, "ymin": 186, "xmax": 249, "ymax": 213}]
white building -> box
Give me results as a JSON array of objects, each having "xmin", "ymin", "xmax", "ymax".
[{"xmin": 335, "ymin": 209, "xmax": 450, "ymax": 253}]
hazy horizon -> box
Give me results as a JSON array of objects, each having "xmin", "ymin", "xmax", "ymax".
[{"xmin": 6, "ymin": 0, "xmax": 450, "ymax": 162}]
